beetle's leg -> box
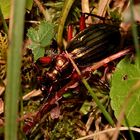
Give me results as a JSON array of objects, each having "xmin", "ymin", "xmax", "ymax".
[
  {"xmin": 36, "ymin": 56, "xmax": 52, "ymax": 67},
  {"xmin": 67, "ymin": 24, "xmax": 73, "ymax": 42},
  {"xmin": 84, "ymin": 12, "xmax": 112, "ymax": 23},
  {"xmin": 67, "ymin": 13, "xmax": 86, "ymax": 42},
  {"xmin": 79, "ymin": 13, "xmax": 86, "ymax": 31}
]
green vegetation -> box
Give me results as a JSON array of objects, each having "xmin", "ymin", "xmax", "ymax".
[{"xmin": 0, "ymin": 0, "xmax": 140, "ymax": 139}]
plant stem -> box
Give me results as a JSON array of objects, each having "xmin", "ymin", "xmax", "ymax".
[
  {"xmin": 124, "ymin": 116, "xmax": 135, "ymax": 140},
  {"xmin": 66, "ymin": 51, "xmax": 115, "ymax": 127},
  {"xmin": 82, "ymin": 78, "xmax": 115, "ymax": 127},
  {"xmin": 0, "ymin": 5, "xmax": 8, "ymax": 34},
  {"xmin": 5, "ymin": 0, "xmax": 26, "ymax": 140},
  {"xmin": 129, "ymin": 0, "xmax": 140, "ymax": 68},
  {"xmin": 57, "ymin": 0, "xmax": 75, "ymax": 49},
  {"xmin": 81, "ymin": 0, "xmax": 92, "ymax": 24},
  {"xmin": 34, "ymin": 0, "xmax": 50, "ymax": 21}
]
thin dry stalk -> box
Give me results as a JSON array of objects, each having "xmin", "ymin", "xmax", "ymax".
[
  {"xmin": 34, "ymin": 0, "xmax": 50, "ymax": 21},
  {"xmin": 22, "ymin": 89, "xmax": 42, "ymax": 100},
  {"xmin": 76, "ymin": 126, "xmax": 140, "ymax": 140},
  {"xmin": 83, "ymin": 48, "xmax": 132, "ymax": 73},
  {"xmin": 81, "ymin": 0, "xmax": 92, "ymax": 24},
  {"xmin": 97, "ymin": 0, "xmax": 111, "ymax": 17}
]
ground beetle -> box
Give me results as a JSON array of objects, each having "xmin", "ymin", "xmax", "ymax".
[{"xmin": 36, "ymin": 23, "xmax": 122, "ymax": 98}]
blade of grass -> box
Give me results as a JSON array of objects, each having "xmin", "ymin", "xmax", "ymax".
[
  {"xmin": 124, "ymin": 116, "xmax": 135, "ymax": 140},
  {"xmin": 129, "ymin": 0, "xmax": 140, "ymax": 68},
  {"xmin": 57, "ymin": 0, "xmax": 75, "ymax": 49},
  {"xmin": 34, "ymin": 0, "xmax": 50, "ymax": 21},
  {"xmin": 5, "ymin": 0, "xmax": 26, "ymax": 140},
  {"xmin": 81, "ymin": 78, "xmax": 114, "ymax": 126},
  {"xmin": 0, "ymin": 5, "xmax": 8, "ymax": 34},
  {"xmin": 66, "ymin": 51, "xmax": 115, "ymax": 127}
]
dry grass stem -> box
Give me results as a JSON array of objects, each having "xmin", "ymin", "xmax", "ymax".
[
  {"xmin": 22, "ymin": 89, "xmax": 42, "ymax": 100},
  {"xmin": 97, "ymin": 0, "xmax": 111, "ymax": 17},
  {"xmin": 34, "ymin": 0, "xmax": 50, "ymax": 21},
  {"xmin": 81, "ymin": 0, "xmax": 92, "ymax": 24},
  {"xmin": 76, "ymin": 126, "xmax": 140, "ymax": 140}
]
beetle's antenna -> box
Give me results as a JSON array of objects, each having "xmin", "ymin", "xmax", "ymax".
[{"xmin": 84, "ymin": 12, "xmax": 111, "ymax": 21}]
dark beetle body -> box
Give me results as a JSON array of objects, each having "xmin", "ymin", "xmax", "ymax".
[
  {"xmin": 67, "ymin": 23, "xmax": 121, "ymax": 66},
  {"xmin": 38, "ymin": 24, "xmax": 121, "ymax": 94}
]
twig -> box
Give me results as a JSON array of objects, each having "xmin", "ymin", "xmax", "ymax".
[
  {"xmin": 25, "ymin": 20, "xmax": 40, "ymax": 24},
  {"xmin": 76, "ymin": 126, "xmax": 140, "ymax": 140},
  {"xmin": 83, "ymin": 48, "xmax": 132, "ymax": 73},
  {"xmin": 97, "ymin": 0, "xmax": 111, "ymax": 17},
  {"xmin": 81, "ymin": 0, "xmax": 92, "ymax": 24},
  {"xmin": 23, "ymin": 80, "xmax": 76, "ymax": 134},
  {"xmin": 22, "ymin": 89, "xmax": 42, "ymax": 100},
  {"xmin": 34, "ymin": 0, "xmax": 50, "ymax": 21}
]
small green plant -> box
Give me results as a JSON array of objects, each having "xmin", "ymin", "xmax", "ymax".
[{"xmin": 27, "ymin": 21, "xmax": 55, "ymax": 61}]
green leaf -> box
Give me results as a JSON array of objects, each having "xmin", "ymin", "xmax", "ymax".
[
  {"xmin": 0, "ymin": 0, "xmax": 10, "ymax": 19},
  {"xmin": 27, "ymin": 28, "xmax": 40, "ymax": 42},
  {"xmin": 0, "ymin": 0, "xmax": 33, "ymax": 19},
  {"xmin": 29, "ymin": 44, "xmax": 45, "ymax": 61},
  {"xmin": 27, "ymin": 21, "xmax": 55, "ymax": 61},
  {"xmin": 26, "ymin": 0, "xmax": 33, "ymax": 11},
  {"xmin": 110, "ymin": 57, "xmax": 140, "ymax": 126},
  {"xmin": 63, "ymin": 92, "xmax": 72, "ymax": 98},
  {"xmin": 80, "ymin": 100, "xmax": 91, "ymax": 115},
  {"xmin": 38, "ymin": 21, "xmax": 55, "ymax": 47}
]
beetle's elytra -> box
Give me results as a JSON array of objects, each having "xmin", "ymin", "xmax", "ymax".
[{"xmin": 67, "ymin": 24, "xmax": 121, "ymax": 66}]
